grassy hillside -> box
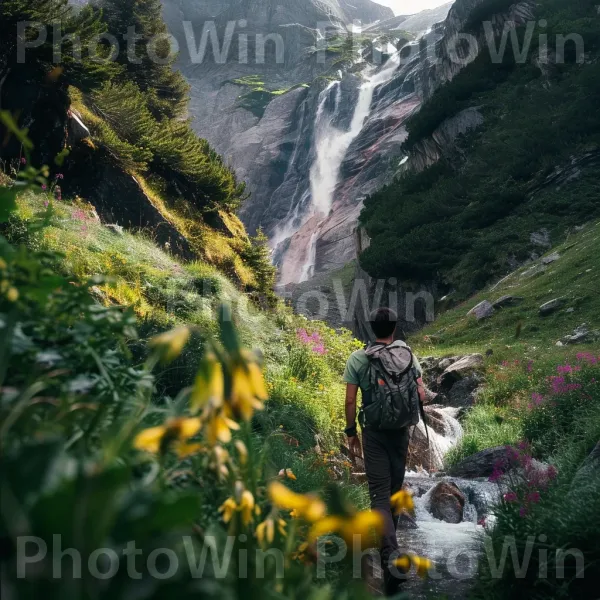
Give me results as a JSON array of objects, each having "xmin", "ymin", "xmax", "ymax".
[
  {"xmin": 409, "ymin": 221, "xmax": 600, "ymax": 599},
  {"xmin": 360, "ymin": 0, "xmax": 600, "ymax": 296}
]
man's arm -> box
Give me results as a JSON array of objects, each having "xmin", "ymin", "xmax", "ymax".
[
  {"xmin": 345, "ymin": 383, "xmax": 363, "ymax": 460},
  {"xmin": 417, "ymin": 377, "xmax": 427, "ymax": 405}
]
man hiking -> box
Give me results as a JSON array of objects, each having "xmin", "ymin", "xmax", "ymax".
[{"xmin": 343, "ymin": 307, "xmax": 427, "ymax": 595}]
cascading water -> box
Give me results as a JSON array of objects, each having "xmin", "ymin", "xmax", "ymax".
[{"xmin": 292, "ymin": 51, "xmax": 404, "ymax": 281}]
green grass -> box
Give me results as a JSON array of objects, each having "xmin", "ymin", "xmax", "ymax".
[
  {"xmin": 8, "ymin": 192, "xmax": 362, "ymax": 455},
  {"xmin": 409, "ymin": 221, "xmax": 600, "ymax": 465}
]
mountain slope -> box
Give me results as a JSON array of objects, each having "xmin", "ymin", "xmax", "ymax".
[{"xmin": 359, "ymin": 0, "xmax": 600, "ymax": 297}]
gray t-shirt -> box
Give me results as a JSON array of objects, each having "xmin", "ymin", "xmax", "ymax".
[{"xmin": 343, "ymin": 342, "xmax": 423, "ymax": 393}]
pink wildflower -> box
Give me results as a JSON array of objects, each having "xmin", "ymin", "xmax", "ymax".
[
  {"xmin": 503, "ymin": 492, "xmax": 518, "ymax": 503},
  {"xmin": 41, "ymin": 184, "xmax": 47, "ymax": 191},
  {"xmin": 526, "ymin": 491, "xmax": 541, "ymax": 504},
  {"xmin": 20, "ymin": 157, "xmax": 26, "ymax": 165},
  {"xmin": 519, "ymin": 506, "xmax": 528, "ymax": 517}
]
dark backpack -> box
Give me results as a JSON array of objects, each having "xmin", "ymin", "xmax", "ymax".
[{"xmin": 359, "ymin": 341, "xmax": 423, "ymax": 431}]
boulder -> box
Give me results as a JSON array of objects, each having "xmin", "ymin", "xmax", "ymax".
[
  {"xmin": 561, "ymin": 323, "xmax": 599, "ymax": 345},
  {"xmin": 467, "ymin": 300, "xmax": 494, "ymax": 320},
  {"xmin": 492, "ymin": 295, "xmax": 524, "ymax": 309},
  {"xmin": 446, "ymin": 375, "xmax": 482, "ymax": 408},
  {"xmin": 539, "ymin": 298, "xmax": 565, "ymax": 315},
  {"xmin": 437, "ymin": 354, "xmax": 485, "ymax": 388},
  {"xmin": 429, "ymin": 481, "xmax": 465, "ymax": 523},
  {"xmin": 448, "ymin": 446, "xmax": 512, "ymax": 479},
  {"xmin": 68, "ymin": 109, "xmax": 91, "ymax": 144},
  {"xmin": 542, "ymin": 252, "xmax": 560, "ymax": 265}
]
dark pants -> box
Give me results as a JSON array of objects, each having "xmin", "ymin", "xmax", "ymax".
[{"xmin": 362, "ymin": 427, "xmax": 410, "ymax": 565}]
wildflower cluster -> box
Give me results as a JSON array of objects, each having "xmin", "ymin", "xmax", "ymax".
[
  {"xmin": 296, "ymin": 328, "xmax": 327, "ymax": 355},
  {"xmin": 491, "ymin": 442, "xmax": 558, "ymax": 517}
]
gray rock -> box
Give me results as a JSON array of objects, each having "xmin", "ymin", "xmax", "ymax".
[
  {"xmin": 447, "ymin": 375, "xmax": 482, "ymax": 408},
  {"xmin": 448, "ymin": 446, "xmax": 511, "ymax": 479},
  {"xmin": 429, "ymin": 481, "xmax": 465, "ymax": 524},
  {"xmin": 492, "ymin": 295, "xmax": 524, "ymax": 309},
  {"xmin": 562, "ymin": 323, "xmax": 598, "ymax": 345},
  {"xmin": 539, "ymin": 298, "xmax": 565, "ymax": 315},
  {"xmin": 542, "ymin": 252, "xmax": 561, "ymax": 265},
  {"xmin": 105, "ymin": 224, "xmax": 124, "ymax": 236},
  {"xmin": 467, "ymin": 300, "xmax": 495, "ymax": 320},
  {"xmin": 437, "ymin": 354, "xmax": 485, "ymax": 388}
]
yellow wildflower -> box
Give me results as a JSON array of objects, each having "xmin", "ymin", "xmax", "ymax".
[
  {"xmin": 6, "ymin": 287, "xmax": 18, "ymax": 302},
  {"xmin": 210, "ymin": 446, "xmax": 230, "ymax": 480},
  {"xmin": 394, "ymin": 555, "xmax": 411, "ymax": 572},
  {"xmin": 205, "ymin": 408, "xmax": 240, "ymax": 445},
  {"xmin": 391, "ymin": 490, "xmax": 415, "ymax": 516},
  {"xmin": 412, "ymin": 555, "xmax": 433, "ymax": 578},
  {"xmin": 0, "ymin": 258, "xmax": 7, "ymax": 270},
  {"xmin": 219, "ymin": 497, "xmax": 237, "ymax": 524},
  {"xmin": 191, "ymin": 353, "xmax": 224, "ymax": 411},
  {"xmin": 268, "ymin": 481, "xmax": 326, "ymax": 522},
  {"xmin": 309, "ymin": 510, "xmax": 383, "ymax": 546},
  {"xmin": 239, "ymin": 490, "xmax": 256, "ymax": 526},
  {"xmin": 230, "ymin": 360, "xmax": 268, "ymax": 421},
  {"xmin": 278, "ymin": 468, "xmax": 297, "ymax": 480},
  {"xmin": 256, "ymin": 516, "xmax": 287, "ymax": 546},
  {"xmin": 133, "ymin": 417, "xmax": 202, "ymax": 455},
  {"xmin": 393, "ymin": 554, "xmax": 432, "ymax": 578},
  {"xmin": 150, "ymin": 327, "xmax": 190, "ymax": 362},
  {"xmin": 175, "ymin": 442, "xmax": 203, "ymax": 459},
  {"xmin": 234, "ymin": 440, "xmax": 248, "ymax": 465}
]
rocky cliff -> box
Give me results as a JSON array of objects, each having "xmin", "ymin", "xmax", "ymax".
[{"xmin": 164, "ymin": 0, "xmax": 535, "ymax": 286}]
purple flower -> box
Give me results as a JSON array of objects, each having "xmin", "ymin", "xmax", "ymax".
[
  {"xmin": 519, "ymin": 506, "xmax": 528, "ymax": 518},
  {"xmin": 56, "ymin": 173, "xmax": 64, "ymax": 180},
  {"xmin": 527, "ymin": 360, "xmax": 534, "ymax": 373},
  {"xmin": 20, "ymin": 157, "xmax": 26, "ymax": 165},
  {"xmin": 531, "ymin": 392, "xmax": 545, "ymax": 407},
  {"xmin": 546, "ymin": 465, "xmax": 558, "ymax": 480},
  {"xmin": 527, "ymin": 491, "xmax": 541, "ymax": 504},
  {"xmin": 503, "ymin": 491, "xmax": 518, "ymax": 503},
  {"xmin": 41, "ymin": 184, "xmax": 47, "ymax": 191}
]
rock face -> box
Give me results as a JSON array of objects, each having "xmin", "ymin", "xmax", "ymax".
[
  {"xmin": 448, "ymin": 446, "xmax": 511, "ymax": 479},
  {"xmin": 163, "ymin": 0, "xmax": 535, "ymax": 285},
  {"xmin": 429, "ymin": 481, "xmax": 465, "ymax": 523}
]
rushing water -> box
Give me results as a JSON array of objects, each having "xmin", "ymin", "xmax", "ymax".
[{"xmin": 293, "ymin": 51, "xmax": 404, "ymax": 281}]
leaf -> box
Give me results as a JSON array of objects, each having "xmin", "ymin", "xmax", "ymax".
[
  {"xmin": 54, "ymin": 148, "xmax": 70, "ymax": 167},
  {"xmin": 0, "ymin": 111, "xmax": 34, "ymax": 151},
  {"xmin": 218, "ymin": 303, "xmax": 240, "ymax": 357}
]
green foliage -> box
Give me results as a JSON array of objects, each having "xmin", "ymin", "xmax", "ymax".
[
  {"xmin": 96, "ymin": 0, "xmax": 189, "ymax": 119},
  {"xmin": 475, "ymin": 402, "xmax": 600, "ymax": 599},
  {"xmin": 0, "ymin": 0, "xmax": 120, "ymax": 90},
  {"xmin": 240, "ymin": 229, "xmax": 277, "ymax": 307},
  {"xmin": 360, "ymin": 0, "xmax": 600, "ymax": 296}
]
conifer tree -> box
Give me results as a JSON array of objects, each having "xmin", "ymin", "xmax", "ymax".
[{"xmin": 96, "ymin": 0, "xmax": 189, "ymax": 120}]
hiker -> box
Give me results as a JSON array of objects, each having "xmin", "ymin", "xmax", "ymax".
[{"xmin": 343, "ymin": 307, "xmax": 427, "ymax": 595}]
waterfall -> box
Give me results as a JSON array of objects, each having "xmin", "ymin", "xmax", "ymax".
[
  {"xmin": 310, "ymin": 51, "xmax": 402, "ymax": 218},
  {"xmin": 297, "ymin": 51, "xmax": 403, "ymax": 278},
  {"xmin": 299, "ymin": 232, "xmax": 318, "ymax": 283}
]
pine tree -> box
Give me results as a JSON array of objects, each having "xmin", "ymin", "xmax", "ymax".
[{"xmin": 96, "ymin": 0, "xmax": 189, "ymax": 120}]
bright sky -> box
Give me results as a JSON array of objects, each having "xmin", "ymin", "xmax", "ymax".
[{"xmin": 373, "ymin": 0, "xmax": 451, "ymax": 15}]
